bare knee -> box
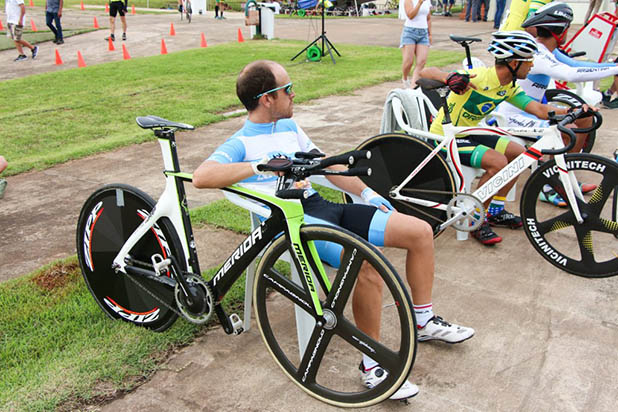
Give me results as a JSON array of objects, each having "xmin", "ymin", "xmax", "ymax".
[{"xmin": 357, "ymin": 261, "xmax": 384, "ymax": 292}]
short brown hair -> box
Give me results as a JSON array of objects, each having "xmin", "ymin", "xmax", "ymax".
[{"xmin": 236, "ymin": 60, "xmax": 278, "ymax": 111}]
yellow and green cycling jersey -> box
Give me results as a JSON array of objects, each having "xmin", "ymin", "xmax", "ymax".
[
  {"xmin": 429, "ymin": 66, "xmax": 533, "ymax": 137},
  {"xmin": 500, "ymin": 0, "xmax": 552, "ymax": 31}
]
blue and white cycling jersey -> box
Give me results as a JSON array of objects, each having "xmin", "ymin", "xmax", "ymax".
[
  {"xmin": 495, "ymin": 42, "xmax": 618, "ymax": 125},
  {"xmin": 208, "ymin": 118, "xmax": 319, "ymax": 195}
]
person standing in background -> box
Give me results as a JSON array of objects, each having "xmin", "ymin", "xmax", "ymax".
[
  {"xmin": 215, "ymin": 0, "xmax": 225, "ymax": 19},
  {"xmin": 465, "ymin": 0, "xmax": 480, "ymax": 21},
  {"xmin": 0, "ymin": 156, "xmax": 7, "ymax": 199},
  {"xmin": 477, "ymin": 0, "xmax": 489, "ymax": 21},
  {"xmin": 45, "ymin": 0, "xmax": 63, "ymax": 44},
  {"xmin": 494, "ymin": 0, "xmax": 506, "ymax": 28},
  {"xmin": 105, "ymin": 0, "xmax": 128, "ymax": 41},
  {"xmin": 5, "ymin": 0, "xmax": 39, "ymax": 61},
  {"xmin": 584, "ymin": 0, "xmax": 602, "ymax": 24},
  {"xmin": 398, "ymin": 0, "xmax": 432, "ymax": 89}
]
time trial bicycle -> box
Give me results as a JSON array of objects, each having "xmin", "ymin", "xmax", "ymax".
[
  {"xmin": 75, "ymin": 115, "xmax": 417, "ymax": 407},
  {"xmin": 353, "ymin": 79, "xmax": 618, "ymax": 278}
]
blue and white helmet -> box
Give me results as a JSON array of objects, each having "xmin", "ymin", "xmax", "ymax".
[{"xmin": 488, "ymin": 31, "xmax": 538, "ymax": 61}]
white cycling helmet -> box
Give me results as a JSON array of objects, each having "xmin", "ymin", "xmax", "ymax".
[{"xmin": 487, "ymin": 31, "xmax": 538, "ymax": 62}]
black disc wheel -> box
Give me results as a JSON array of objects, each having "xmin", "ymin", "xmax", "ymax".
[
  {"xmin": 520, "ymin": 154, "xmax": 618, "ymax": 277},
  {"xmin": 352, "ymin": 133, "xmax": 456, "ymax": 237},
  {"xmin": 76, "ymin": 184, "xmax": 184, "ymax": 331},
  {"xmin": 253, "ymin": 225, "xmax": 416, "ymax": 407},
  {"xmin": 544, "ymin": 89, "xmax": 595, "ymax": 153}
]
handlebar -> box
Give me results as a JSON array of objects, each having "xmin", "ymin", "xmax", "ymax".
[
  {"xmin": 544, "ymin": 109, "xmax": 603, "ymax": 155},
  {"xmin": 258, "ymin": 151, "xmax": 373, "ymax": 200}
]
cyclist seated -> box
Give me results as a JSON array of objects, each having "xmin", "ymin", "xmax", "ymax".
[
  {"xmin": 420, "ymin": 31, "xmax": 590, "ymax": 246},
  {"xmin": 493, "ymin": 3, "xmax": 610, "ymax": 204},
  {"xmin": 193, "ymin": 60, "xmax": 475, "ymax": 400}
]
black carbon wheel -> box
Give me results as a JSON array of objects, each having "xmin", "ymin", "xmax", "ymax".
[
  {"xmin": 520, "ymin": 154, "xmax": 618, "ymax": 277},
  {"xmin": 76, "ymin": 184, "xmax": 184, "ymax": 331},
  {"xmin": 352, "ymin": 133, "xmax": 456, "ymax": 237},
  {"xmin": 253, "ymin": 225, "xmax": 416, "ymax": 407}
]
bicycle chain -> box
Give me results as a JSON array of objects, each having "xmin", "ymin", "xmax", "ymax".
[{"xmin": 124, "ymin": 269, "xmax": 185, "ymax": 319}]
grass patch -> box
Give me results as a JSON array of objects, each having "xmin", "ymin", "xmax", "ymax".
[
  {"xmin": 0, "ymin": 256, "xmax": 247, "ymax": 411},
  {"xmin": 0, "ymin": 41, "xmax": 462, "ymax": 176},
  {"xmin": 0, "ymin": 28, "xmax": 96, "ymax": 51}
]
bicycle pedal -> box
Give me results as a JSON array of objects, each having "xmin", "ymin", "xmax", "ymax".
[
  {"xmin": 151, "ymin": 254, "xmax": 171, "ymax": 275},
  {"xmin": 229, "ymin": 313, "xmax": 244, "ymax": 335}
]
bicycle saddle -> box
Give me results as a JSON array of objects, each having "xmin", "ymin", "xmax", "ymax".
[
  {"xmin": 136, "ymin": 115, "xmax": 195, "ymax": 130},
  {"xmin": 417, "ymin": 78, "xmax": 447, "ymax": 90},
  {"xmin": 449, "ymin": 35, "xmax": 482, "ymax": 44}
]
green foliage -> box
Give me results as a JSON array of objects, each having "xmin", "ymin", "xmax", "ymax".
[
  {"xmin": 0, "ymin": 29, "xmax": 96, "ymax": 51},
  {"xmin": 0, "ymin": 41, "xmax": 461, "ymax": 176}
]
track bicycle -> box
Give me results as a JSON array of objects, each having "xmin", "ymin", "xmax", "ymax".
[
  {"xmin": 75, "ymin": 115, "xmax": 417, "ymax": 407},
  {"xmin": 353, "ymin": 79, "xmax": 618, "ymax": 278}
]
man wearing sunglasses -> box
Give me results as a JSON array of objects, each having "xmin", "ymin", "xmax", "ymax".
[{"xmin": 193, "ymin": 60, "xmax": 475, "ymax": 400}]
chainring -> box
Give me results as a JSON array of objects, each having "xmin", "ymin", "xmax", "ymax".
[
  {"xmin": 174, "ymin": 274, "xmax": 215, "ymax": 324},
  {"xmin": 446, "ymin": 194, "xmax": 485, "ymax": 232}
]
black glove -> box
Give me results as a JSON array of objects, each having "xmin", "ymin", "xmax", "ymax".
[{"xmin": 446, "ymin": 72, "xmax": 471, "ymax": 95}]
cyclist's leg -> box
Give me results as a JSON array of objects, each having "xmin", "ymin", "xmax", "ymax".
[{"xmin": 470, "ymin": 134, "xmax": 525, "ymax": 209}]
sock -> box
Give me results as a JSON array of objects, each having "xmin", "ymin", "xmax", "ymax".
[
  {"xmin": 362, "ymin": 354, "xmax": 378, "ymax": 371},
  {"xmin": 414, "ymin": 303, "xmax": 434, "ymax": 328},
  {"xmin": 487, "ymin": 196, "xmax": 506, "ymax": 216},
  {"xmin": 472, "ymin": 206, "xmax": 483, "ymax": 228}
]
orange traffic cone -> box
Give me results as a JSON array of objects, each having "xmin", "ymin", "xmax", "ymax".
[
  {"xmin": 93, "ymin": 17, "xmax": 99, "ymax": 29},
  {"xmin": 105, "ymin": 3, "xmax": 109, "ymax": 13},
  {"xmin": 160, "ymin": 38, "xmax": 168, "ymax": 55},
  {"xmin": 108, "ymin": 35, "xmax": 115, "ymax": 51},
  {"xmin": 132, "ymin": 4, "xmax": 136, "ymax": 15},
  {"xmin": 55, "ymin": 48, "xmax": 63, "ymax": 65},
  {"xmin": 28, "ymin": 0, "xmax": 33, "ymax": 7},
  {"xmin": 80, "ymin": 1, "xmax": 85, "ymax": 10},
  {"xmin": 30, "ymin": 19, "xmax": 37, "ymax": 32},
  {"xmin": 77, "ymin": 51, "xmax": 87, "ymax": 68},
  {"xmin": 0, "ymin": 20, "xmax": 4, "ymax": 31},
  {"xmin": 237, "ymin": 28, "xmax": 244, "ymax": 43},
  {"xmin": 170, "ymin": 22, "xmax": 175, "ymax": 36},
  {"xmin": 200, "ymin": 32, "xmax": 208, "ymax": 48},
  {"xmin": 122, "ymin": 43, "xmax": 131, "ymax": 60}
]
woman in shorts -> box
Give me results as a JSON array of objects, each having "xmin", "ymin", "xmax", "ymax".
[{"xmin": 399, "ymin": 0, "xmax": 431, "ymax": 89}]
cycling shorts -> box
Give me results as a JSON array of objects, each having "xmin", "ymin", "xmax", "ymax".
[
  {"xmin": 110, "ymin": 1, "xmax": 126, "ymax": 17},
  {"xmin": 451, "ymin": 134, "xmax": 511, "ymax": 169},
  {"xmin": 301, "ymin": 194, "xmax": 393, "ymax": 268}
]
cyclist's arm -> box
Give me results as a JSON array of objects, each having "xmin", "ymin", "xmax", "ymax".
[
  {"xmin": 522, "ymin": 100, "xmax": 568, "ymax": 120},
  {"xmin": 532, "ymin": 51, "xmax": 618, "ymax": 82},
  {"xmin": 193, "ymin": 161, "xmax": 254, "ymax": 189},
  {"xmin": 324, "ymin": 164, "xmax": 368, "ymax": 197},
  {"xmin": 193, "ymin": 138, "xmax": 254, "ymax": 188},
  {"xmin": 552, "ymin": 48, "xmax": 616, "ymax": 68},
  {"xmin": 419, "ymin": 67, "xmax": 449, "ymax": 83}
]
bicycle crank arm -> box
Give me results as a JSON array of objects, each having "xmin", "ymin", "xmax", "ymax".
[{"xmin": 124, "ymin": 265, "xmax": 177, "ymax": 288}]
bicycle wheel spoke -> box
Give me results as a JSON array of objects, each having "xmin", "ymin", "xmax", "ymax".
[
  {"xmin": 536, "ymin": 213, "xmax": 575, "ymax": 234},
  {"xmin": 324, "ymin": 247, "xmax": 363, "ymax": 313},
  {"xmin": 262, "ymin": 267, "xmax": 315, "ymax": 315},
  {"xmin": 335, "ymin": 317, "xmax": 401, "ymax": 373},
  {"xmin": 295, "ymin": 326, "xmax": 333, "ymax": 385},
  {"xmin": 574, "ymin": 227, "xmax": 597, "ymax": 266},
  {"xmin": 587, "ymin": 175, "xmax": 618, "ymax": 215}
]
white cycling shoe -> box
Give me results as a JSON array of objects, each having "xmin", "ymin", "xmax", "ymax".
[
  {"xmin": 360, "ymin": 364, "xmax": 419, "ymax": 400},
  {"xmin": 417, "ymin": 315, "xmax": 475, "ymax": 344}
]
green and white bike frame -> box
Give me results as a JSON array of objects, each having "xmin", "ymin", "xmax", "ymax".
[{"xmin": 110, "ymin": 131, "xmax": 332, "ymax": 322}]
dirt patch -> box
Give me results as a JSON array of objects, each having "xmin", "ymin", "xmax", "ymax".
[{"xmin": 30, "ymin": 260, "xmax": 80, "ymax": 292}]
